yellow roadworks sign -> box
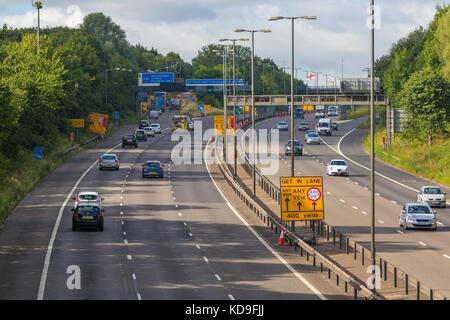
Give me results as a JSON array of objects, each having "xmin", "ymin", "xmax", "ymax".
[
  {"xmin": 280, "ymin": 176, "xmax": 324, "ymax": 221},
  {"xmin": 213, "ymin": 115, "xmax": 234, "ymax": 136},
  {"xmin": 87, "ymin": 112, "xmax": 108, "ymax": 135},
  {"xmin": 69, "ymin": 119, "xmax": 85, "ymax": 128}
]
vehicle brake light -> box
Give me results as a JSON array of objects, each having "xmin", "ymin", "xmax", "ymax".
[
  {"xmin": 159, "ymin": 167, "xmax": 163, "ymax": 170},
  {"xmin": 115, "ymin": 159, "xmax": 118, "ymax": 163},
  {"xmin": 76, "ymin": 197, "xmax": 79, "ymax": 202},
  {"xmin": 99, "ymin": 159, "xmax": 103, "ymax": 163},
  {"xmin": 143, "ymin": 167, "xmax": 148, "ymax": 170}
]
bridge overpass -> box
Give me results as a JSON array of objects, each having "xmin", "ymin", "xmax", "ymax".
[{"xmin": 226, "ymin": 94, "xmax": 388, "ymax": 107}]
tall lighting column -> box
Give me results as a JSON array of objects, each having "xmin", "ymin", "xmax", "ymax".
[
  {"xmin": 234, "ymin": 28, "xmax": 271, "ymax": 197},
  {"xmin": 32, "ymin": 1, "xmax": 43, "ymax": 55},
  {"xmin": 369, "ymin": 0, "xmax": 377, "ymax": 290},
  {"xmin": 219, "ymin": 38, "xmax": 249, "ymax": 178},
  {"xmin": 268, "ymin": 16, "xmax": 316, "ymax": 178}
]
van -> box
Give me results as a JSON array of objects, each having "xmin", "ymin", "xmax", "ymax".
[
  {"xmin": 150, "ymin": 110, "xmax": 159, "ymax": 119},
  {"xmin": 316, "ymin": 118, "xmax": 332, "ymax": 136}
]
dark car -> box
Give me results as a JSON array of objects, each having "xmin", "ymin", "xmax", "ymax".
[
  {"xmin": 142, "ymin": 161, "xmax": 164, "ymax": 178},
  {"xmin": 72, "ymin": 204, "xmax": 104, "ymax": 231},
  {"xmin": 139, "ymin": 120, "xmax": 150, "ymax": 129},
  {"xmin": 134, "ymin": 129, "xmax": 147, "ymax": 141},
  {"xmin": 285, "ymin": 140, "xmax": 303, "ymax": 156},
  {"xmin": 122, "ymin": 134, "xmax": 138, "ymax": 148}
]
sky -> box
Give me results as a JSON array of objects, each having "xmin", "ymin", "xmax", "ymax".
[{"xmin": 1, "ymin": 0, "xmax": 447, "ymax": 84}]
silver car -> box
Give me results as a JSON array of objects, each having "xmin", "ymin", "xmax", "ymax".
[
  {"xmin": 306, "ymin": 132, "xmax": 320, "ymax": 145},
  {"xmin": 417, "ymin": 186, "xmax": 446, "ymax": 208},
  {"xmin": 143, "ymin": 127, "xmax": 155, "ymax": 137},
  {"xmin": 73, "ymin": 191, "xmax": 104, "ymax": 210},
  {"xmin": 150, "ymin": 123, "xmax": 161, "ymax": 134},
  {"xmin": 99, "ymin": 154, "xmax": 119, "ymax": 170},
  {"xmin": 399, "ymin": 203, "xmax": 437, "ymax": 231},
  {"xmin": 277, "ymin": 121, "xmax": 288, "ymax": 131}
]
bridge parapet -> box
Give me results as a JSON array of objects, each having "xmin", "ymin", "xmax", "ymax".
[{"xmin": 226, "ymin": 94, "xmax": 388, "ymax": 106}]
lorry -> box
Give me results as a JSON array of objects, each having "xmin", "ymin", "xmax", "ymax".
[
  {"xmin": 154, "ymin": 92, "xmax": 166, "ymax": 111},
  {"xmin": 294, "ymin": 108, "xmax": 304, "ymax": 119},
  {"xmin": 316, "ymin": 118, "xmax": 332, "ymax": 136},
  {"xmin": 315, "ymin": 105, "xmax": 325, "ymax": 118}
]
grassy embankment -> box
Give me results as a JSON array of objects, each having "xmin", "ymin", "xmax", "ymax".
[
  {"xmin": 177, "ymin": 101, "xmax": 224, "ymax": 118},
  {"xmin": 363, "ymin": 126, "xmax": 450, "ymax": 186},
  {"xmin": 0, "ymin": 111, "xmax": 139, "ymax": 224}
]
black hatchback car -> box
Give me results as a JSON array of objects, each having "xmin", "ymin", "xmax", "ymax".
[
  {"xmin": 122, "ymin": 134, "xmax": 137, "ymax": 148},
  {"xmin": 72, "ymin": 204, "xmax": 104, "ymax": 231}
]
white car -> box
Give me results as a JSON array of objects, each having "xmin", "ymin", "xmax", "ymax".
[
  {"xmin": 150, "ymin": 110, "xmax": 158, "ymax": 119},
  {"xmin": 277, "ymin": 121, "xmax": 288, "ymax": 131},
  {"xmin": 150, "ymin": 123, "xmax": 161, "ymax": 134},
  {"xmin": 417, "ymin": 186, "xmax": 447, "ymax": 208},
  {"xmin": 99, "ymin": 153, "xmax": 119, "ymax": 170},
  {"xmin": 73, "ymin": 191, "xmax": 103, "ymax": 210},
  {"xmin": 327, "ymin": 159, "xmax": 349, "ymax": 176}
]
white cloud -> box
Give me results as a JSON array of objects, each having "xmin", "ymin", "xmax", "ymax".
[{"xmin": 0, "ymin": 0, "xmax": 446, "ymax": 80}]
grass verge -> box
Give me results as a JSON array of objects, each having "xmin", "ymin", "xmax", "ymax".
[{"xmin": 363, "ymin": 126, "xmax": 450, "ymax": 186}]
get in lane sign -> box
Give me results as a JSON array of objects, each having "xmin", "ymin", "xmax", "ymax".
[{"xmin": 280, "ymin": 176, "xmax": 324, "ymax": 221}]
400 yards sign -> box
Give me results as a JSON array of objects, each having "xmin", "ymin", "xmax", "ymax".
[{"xmin": 280, "ymin": 176, "xmax": 324, "ymax": 221}]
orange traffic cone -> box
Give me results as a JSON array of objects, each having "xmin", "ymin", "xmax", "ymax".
[{"xmin": 278, "ymin": 228, "xmax": 285, "ymax": 245}]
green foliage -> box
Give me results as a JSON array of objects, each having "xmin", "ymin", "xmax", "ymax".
[
  {"xmin": 397, "ymin": 67, "xmax": 450, "ymax": 145},
  {"xmin": 436, "ymin": 9, "xmax": 450, "ymax": 82}
]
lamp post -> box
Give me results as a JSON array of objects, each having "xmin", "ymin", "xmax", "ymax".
[
  {"xmin": 219, "ymin": 38, "xmax": 249, "ymax": 178},
  {"xmin": 31, "ymin": 1, "xmax": 43, "ymax": 55},
  {"xmin": 369, "ymin": 0, "xmax": 377, "ymax": 291},
  {"xmin": 105, "ymin": 67, "xmax": 133, "ymax": 118},
  {"xmin": 213, "ymin": 46, "xmax": 228, "ymax": 159},
  {"xmin": 269, "ymin": 15, "xmax": 316, "ymax": 232},
  {"xmin": 235, "ymin": 28, "xmax": 271, "ymax": 197}
]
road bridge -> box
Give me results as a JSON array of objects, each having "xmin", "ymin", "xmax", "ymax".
[{"xmin": 226, "ymin": 94, "xmax": 388, "ymax": 106}]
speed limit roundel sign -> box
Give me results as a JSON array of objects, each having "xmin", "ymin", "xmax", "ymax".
[{"xmin": 307, "ymin": 187, "xmax": 321, "ymax": 202}]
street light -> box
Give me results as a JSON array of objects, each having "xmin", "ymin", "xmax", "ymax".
[
  {"xmin": 369, "ymin": 0, "xmax": 377, "ymax": 291},
  {"xmin": 219, "ymin": 38, "xmax": 249, "ymax": 178},
  {"xmin": 234, "ymin": 28, "xmax": 271, "ymax": 197},
  {"xmin": 31, "ymin": 1, "xmax": 43, "ymax": 55},
  {"xmin": 269, "ymin": 15, "xmax": 316, "ymax": 232},
  {"xmin": 105, "ymin": 68, "xmax": 133, "ymax": 118}
]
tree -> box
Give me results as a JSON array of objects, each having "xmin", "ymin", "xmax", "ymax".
[
  {"xmin": 436, "ymin": 8, "xmax": 450, "ymax": 82},
  {"xmin": 397, "ymin": 67, "xmax": 450, "ymax": 146}
]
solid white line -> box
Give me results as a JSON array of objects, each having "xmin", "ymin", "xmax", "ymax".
[
  {"xmin": 204, "ymin": 143, "xmax": 327, "ymax": 301},
  {"xmin": 37, "ymin": 141, "xmax": 121, "ymax": 300},
  {"xmin": 328, "ymin": 129, "xmax": 421, "ymax": 194},
  {"xmin": 444, "ymin": 255, "xmax": 450, "ymax": 259}
]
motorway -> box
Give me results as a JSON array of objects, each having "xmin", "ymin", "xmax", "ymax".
[
  {"xmin": 240, "ymin": 112, "xmax": 450, "ymax": 297},
  {"xmin": 0, "ymin": 109, "xmax": 348, "ymax": 300}
]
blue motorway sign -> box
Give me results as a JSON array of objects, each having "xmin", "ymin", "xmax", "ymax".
[
  {"xmin": 185, "ymin": 79, "xmax": 245, "ymax": 86},
  {"xmin": 34, "ymin": 146, "xmax": 42, "ymax": 160},
  {"xmin": 140, "ymin": 73, "xmax": 174, "ymax": 85},
  {"xmin": 113, "ymin": 111, "xmax": 119, "ymax": 119}
]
